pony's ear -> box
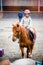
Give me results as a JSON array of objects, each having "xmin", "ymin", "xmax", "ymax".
[
  {"xmin": 12, "ymin": 24, "xmax": 16, "ymax": 29},
  {"xmin": 12, "ymin": 24, "xmax": 16, "ymax": 32},
  {"xmin": 12, "ymin": 24, "xmax": 14, "ymax": 27}
]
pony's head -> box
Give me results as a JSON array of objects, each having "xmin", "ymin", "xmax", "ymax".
[{"xmin": 12, "ymin": 23, "xmax": 21, "ymax": 41}]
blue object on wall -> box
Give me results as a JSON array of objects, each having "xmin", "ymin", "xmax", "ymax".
[
  {"xmin": 18, "ymin": 12, "xmax": 23, "ymax": 22},
  {"xmin": 35, "ymin": 61, "xmax": 42, "ymax": 65},
  {"xmin": 0, "ymin": 48, "xmax": 4, "ymax": 57}
]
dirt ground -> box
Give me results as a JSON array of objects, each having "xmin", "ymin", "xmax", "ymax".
[{"xmin": 0, "ymin": 18, "xmax": 43, "ymax": 62}]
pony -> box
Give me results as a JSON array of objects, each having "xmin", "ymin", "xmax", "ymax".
[{"xmin": 12, "ymin": 23, "xmax": 36, "ymax": 58}]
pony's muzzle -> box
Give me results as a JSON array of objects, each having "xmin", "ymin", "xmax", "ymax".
[
  {"xmin": 12, "ymin": 39, "xmax": 16, "ymax": 41},
  {"xmin": 12, "ymin": 39, "xmax": 15, "ymax": 41},
  {"xmin": 12, "ymin": 37, "xmax": 16, "ymax": 42}
]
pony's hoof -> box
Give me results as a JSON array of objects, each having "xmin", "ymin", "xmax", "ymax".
[
  {"xmin": 29, "ymin": 53, "xmax": 32, "ymax": 58},
  {"xmin": 30, "ymin": 54, "xmax": 32, "ymax": 57}
]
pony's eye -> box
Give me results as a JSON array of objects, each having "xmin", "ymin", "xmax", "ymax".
[{"xmin": 16, "ymin": 31, "xmax": 19, "ymax": 32}]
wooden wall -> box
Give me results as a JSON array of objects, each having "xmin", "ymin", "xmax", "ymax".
[
  {"xmin": 3, "ymin": 6, "xmax": 38, "ymax": 11},
  {"xmin": 2, "ymin": 0, "xmax": 43, "ymax": 14},
  {"xmin": 2, "ymin": 0, "xmax": 38, "ymax": 11}
]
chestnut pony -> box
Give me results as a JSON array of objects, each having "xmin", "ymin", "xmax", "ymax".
[{"xmin": 12, "ymin": 23, "xmax": 35, "ymax": 58}]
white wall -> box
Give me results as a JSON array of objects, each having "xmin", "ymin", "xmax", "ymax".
[{"xmin": 2, "ymin": 0, "xmax": 37, "ymax": 6}]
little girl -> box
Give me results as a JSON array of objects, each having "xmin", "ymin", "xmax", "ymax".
[
  {"xmin": 20, "ymin": 9, "xmax": 36, "ymax": 42},
  {"xmin": 20, "ymin": 9, "xmax": 32, "ymax": 29}
]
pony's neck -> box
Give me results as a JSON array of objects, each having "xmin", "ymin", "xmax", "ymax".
[{"xmin": 20, "ymin": 26, "xmax": 27, "ymax": 40}]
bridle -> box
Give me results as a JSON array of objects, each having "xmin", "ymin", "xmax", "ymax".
[{"xmin": 15, "ymin": 29, "xmax": 21, "ymax": 39}]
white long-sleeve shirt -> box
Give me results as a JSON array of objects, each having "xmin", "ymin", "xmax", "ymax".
[{"xmin": 20, "ymin": 16, "xmax": 32, "ymax": 29}]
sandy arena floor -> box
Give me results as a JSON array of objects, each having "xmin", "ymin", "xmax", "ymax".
[{"xmin": 0, "ymin": 18, "xmax": 43, "ymax": 62}]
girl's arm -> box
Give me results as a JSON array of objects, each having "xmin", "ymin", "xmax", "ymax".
[{"xmin": 27, "ymin": 17, "xmax": 32, "ymax": 28}]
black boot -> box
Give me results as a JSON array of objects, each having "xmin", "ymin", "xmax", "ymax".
[{"xmin": 29, "ymin": 30, "xmax": 34, "ymax": 42}]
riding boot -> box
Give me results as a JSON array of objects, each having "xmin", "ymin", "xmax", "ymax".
[{"xmin": 29, "ymin": 30, "xmax": 34, "ymax": 42}]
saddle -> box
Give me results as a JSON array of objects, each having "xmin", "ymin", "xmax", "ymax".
[{"xmin": 27, "ymin": 29, "xmax": 36, "ymax": 42}]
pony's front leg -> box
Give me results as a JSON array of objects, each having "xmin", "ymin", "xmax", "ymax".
[
  {"xmin": 29, "ymin": 43, "xmax": 34, "ymax": 57},
  {"xmin": 20, "ymin": 47, "xmax": 24, "ymax": 58},
  {"xmin": 27, "ymin": 43, "xmax": 34, "ymax": 58},
  {"xmin": 27, "ymin": 48, "xmax": 30, "ymax": 58}
]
